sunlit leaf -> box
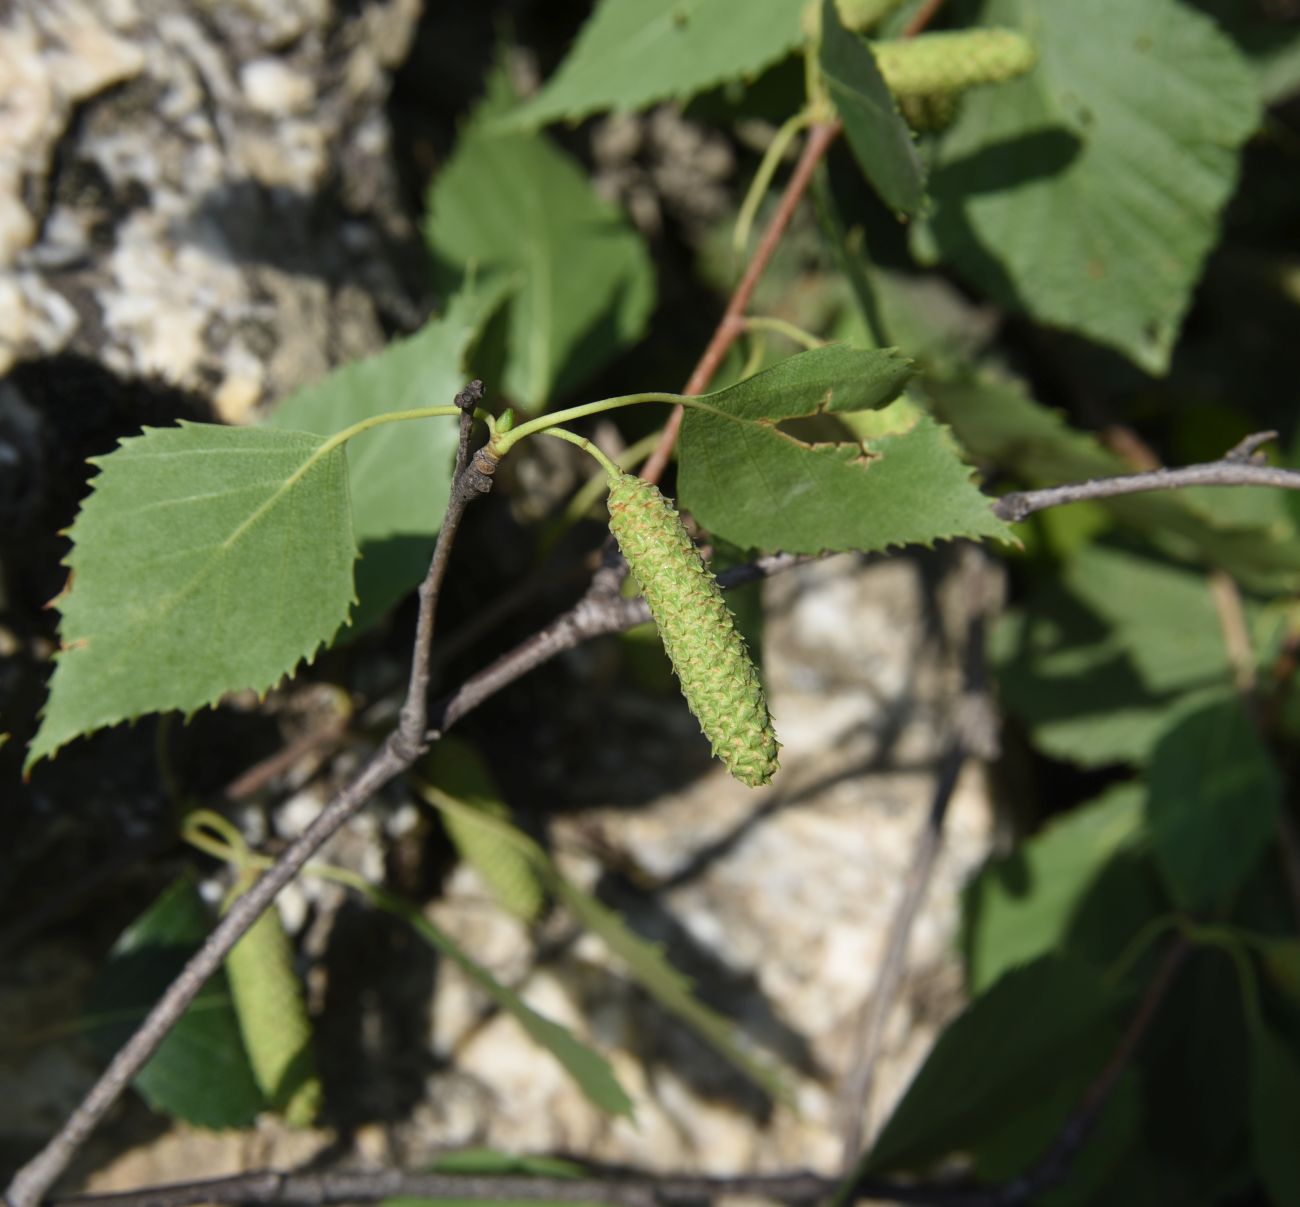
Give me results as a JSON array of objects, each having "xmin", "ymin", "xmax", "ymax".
[{"xmin": 29, "ymin": 424, "xmax": 354, "ymax": 769}]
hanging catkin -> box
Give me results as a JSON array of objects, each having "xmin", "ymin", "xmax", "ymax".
[{"xmin": 606, "ymin": 473, "xmax": 779, "ymax": 787}]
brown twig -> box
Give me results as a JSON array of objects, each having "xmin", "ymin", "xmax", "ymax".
[
  {"xmin": 47, "ymin": 932, "xmax": 1186, "ymax": 1207},
  {"xmin": 223, "ymin": 714, "xmax": 349, "ymax": 802},
  {"xmin": 3, "ymin": 385, "xmax": 496, "ymax": 1207},
  {"xmin": 430, "ymin": 552, "xmax": 805, "ymax": 735},
  {"xmin": 902, "ymin": 0, "xmax": 948, "ymax": 37},
  {"xmin": 991, "ymin": 447, "xmax": 1300, "ymax": 522},
  {"xmin": 639, "ymin": 120, "xmax": 844, "ymax": 486},
  {"xmin": 50, "ymin": 1171, "xmax": 844, "ymax": 1207},
  {"xmin": 838, "ymin": 739, "xmax": 967, "ymax": 1168},
  {"xmin": 838, "ymin": 554, "xmax": 1001, "ymax": 1167}
]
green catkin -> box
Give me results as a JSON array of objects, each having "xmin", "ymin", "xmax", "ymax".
[
  {"xmin": 224, "ymin": 890, "xmax": 322, "ymax": 1126},
  {"xmin": 872, "ymin": 28, "xmax": 1037, "ymax": 99},
  {"xmin": 605, "ymin": 473, "xmax": 779, "ymax": 788}
]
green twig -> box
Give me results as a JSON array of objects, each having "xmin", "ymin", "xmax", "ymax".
[{"xmin": 733, "ymin": 110, "xmax": 816, "ymax": 257}]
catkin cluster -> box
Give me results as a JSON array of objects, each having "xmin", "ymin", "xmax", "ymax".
[{"xmin": 606, "ymin": 473, "xmax": 779, "ymax": 788}]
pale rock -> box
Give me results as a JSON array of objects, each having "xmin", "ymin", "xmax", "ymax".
[{"xmin": 239, "ymin": 58, "xmax": 315, "ymax": 114}]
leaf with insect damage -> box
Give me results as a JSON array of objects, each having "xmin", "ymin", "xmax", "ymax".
[{"xmin": 677, "ymin": 345, "xmax": 1012, "ymax": 553}]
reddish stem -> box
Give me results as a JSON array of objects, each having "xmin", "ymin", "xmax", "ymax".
[{"xmin": 639, "ymin": 119, "xmax": 843, "ymax": 485}]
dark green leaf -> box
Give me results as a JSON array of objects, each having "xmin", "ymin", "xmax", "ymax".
[
  {"xmin": 85, "ymin": 876, "xmax": 264, "ymax": 1128},
  {"xmin": 963, "ymin": 784, "xmax": 1145, "ymax": 991},
  {"xmin": 425, "ymin": 82, "xmax": 654, "ymax": 412},
  {"xmin": 989, "ymin": 544, "xmax": 1269, "ymax": 766},
  {"xmin": 677, "ymin": 345, "xmax": 1010, "ymax": 552},
  {"xmin": 1249, "ymin": 1018, "xmax": 1300, "ymax": 1205},
  {"xmin": 28, "ymin": 424, "xmax": 355, "ymax": 770},
  {"xmin": 819, "ymin": 0, "xmax": 926, "ymax": 216},
  {"xmin": 509, "ymin": 0, "xmax": 805, "ymax": 127},
  {"xmin": 978, "ymin": 1072, "xmax": 1140, "ymax": 1205},
  {"xmin": 266, "ymin": 283, "xmax": 509, "ymax": 632},
  {"xmin": 864, "ymin": 955, "xmax": 1120, "ymax": 1174},
  {"xmin": 1146, "ymin": 697, "xmax": 1280, "ymax": 914},
  {"xmin": 921, "ymin": 0, "xmax": 1258, "ymax": 372},
  {"xmin": 1256, "ymin": 936, "xmax": 1300, "ymax": 1007}
]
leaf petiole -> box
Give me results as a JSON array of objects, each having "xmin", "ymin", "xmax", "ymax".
[
  {"xmin": 491, "ymin": 392, "xmax": 687, "ymax": 457},
  {"xmin": 316, "ymin": 404, "xmax": 472, "ymax": 458}
]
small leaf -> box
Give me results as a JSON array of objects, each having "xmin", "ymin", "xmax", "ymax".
[
  {"xmin": 266, "ymin": 282, "xmax": 509, "ymax": 632},
  {"xmin": 920, "ymin": 0, "xmax": 1259, "ymax": 372},
  {"xmin": 962, "ymin": 784, "xmax": 1146, "ymax": 992},
  {"xmin": 677, "ymin": 345, "xmax": 1011, "ymax": 553},
  {"xmin": 508, "ymin": 0, "xmax": 805, "ymax": 128},
  {"xmin": 863, "ymin": 955, "xmax": 1120, "ymax": 1174},
  {"xmin": 28, "ymin": 424, "xmax": 355, "ymax": 770},
  {"xmin": 85, "ymin": 876, "xmax": 264, "ymax": 1128},
  {"xmin": 1146, "ymin": 697, "xmax": 1280, "ymax": 915},
  {"xmin": 426, "ymin": 737, "xmax": 547, "ymax": 922},
  {"xmin": 425, "ymin": 79, "xmax": 654, "ymax": 412},
  {"xmin": 819, "ymin": 0, "xmax": 927, "ymax": 217}
]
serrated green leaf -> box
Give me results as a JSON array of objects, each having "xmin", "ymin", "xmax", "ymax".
[
  {"xmin": 819, "ymin": 0, "xmax": 927, "ymax": 216},
  {"xmin": 508, "ymin": 0, "xmax": 805, "ymax": 128},
  {"xmin": 862, "ymin": 955, "xmax": 1120, "ymax": 1174},
  {"xmin": 920, "ymin": 0, "xmax": 1259, "ymax": 373},
  {"xmin": 676, "ymin": 345, "xmax": 1011, "ymax": 552},
  {"xmin": 963, "ymin": 784, "xmax": 1146, "ymax": 992},
  {"xmin": 265, "ymin": 283, "xmax": 509, "ymax": 632},
  {"xmin": 28, "ymin": 424, "xmax": 355, "ymax": 770},
  {"xmin": 1146, "ymin": 697, "xmax": 1280, "ymax": 915},
  {"xmin": 417, "ymin": 780, "xmax": 792, "ymax": 1103},
  {"xmin": 85, "ymin": 875, "xmax": 265, "ymax": 1128},
  {"xmin": 368, "ymin": 884, "xmax": 633, "ymax": 1119},
  {"xmin": 1249, "ymin": 1017, "xmax": 1300, "ymax": 1205},
  {"xmin": 425, "ymin": 88, "xmax": 654, "ymax": 413}
]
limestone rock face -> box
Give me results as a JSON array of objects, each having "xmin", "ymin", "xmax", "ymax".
[{"xmin": 0, "ymin": 0, "xmax": 423, "ymax": 420}]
